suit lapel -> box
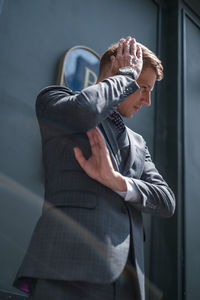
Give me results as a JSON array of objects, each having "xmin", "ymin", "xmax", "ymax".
[
  {"xmin": 100, "ymin": 121, "xmax": 145, "ymax": 178},
  {"xmin": 100, "ymin": 119, "xmax": 121, "ymax": 172},
  {"xmin": 125, "ymin": 127, "xmax": 146, "ymax": 178},
  {"xmin": 123, "ymin": 127, "xmax": 136, "ymax": 174}
]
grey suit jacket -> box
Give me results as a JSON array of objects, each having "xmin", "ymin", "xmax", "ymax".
[{"xmin": 14, "ymin": 75, "xmax": 175, "ymax": 300}]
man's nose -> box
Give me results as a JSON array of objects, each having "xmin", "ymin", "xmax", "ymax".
[{"xmin": 141, "ymin": 92, "xmax": 151, "ymax": 106}]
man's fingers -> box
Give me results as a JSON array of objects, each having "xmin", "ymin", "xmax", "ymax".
[
  {"xmin": 87, "ymin": 129, "xmax": 96, "ymax": 148},
  {"xmin": 87, "ymin": 128, "xmax": 103, "ymax": 142},
  {"xmin": 87, "ymin": 128, "xmax": 108, "ymax": 153},
  {"xmin": 136, "ymin": 44, "xmax": 142, "ymax": 59},
  {"xmin": 93, "ymin": 129, "xmax": 110, "ymax": 155},
  {"xmin": 124, "ymin": 36, "xmax": 131, "ymax": 55},
  {"xmin": 94, "ymin": 131, "xmax": 104, "ymax": 149},
  {"xmin": 87, "ymin": 129, "xmax": 101, "ymax": 156},
  {"xmin": 130, "ymin": 38, "xmax": 136, "ymax": 56},
  {"xmin": 93, "ymin": 128, "xmax": 106, "ymax": 146},
  {"xmin": 126, "ymin": 36, "xmax": 131, "ymax": 44},
  {"xmin": 73, "ymin": 147, "xmax": 87, "ymax": 169},
  {"xmin": 117, "ymin": 39, "xmax": 125, "ymax": 56}
]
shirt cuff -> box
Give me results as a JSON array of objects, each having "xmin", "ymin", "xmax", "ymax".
[{"xmin": 115, "ymin": 177, "xmax": 140, "ymax": 202}]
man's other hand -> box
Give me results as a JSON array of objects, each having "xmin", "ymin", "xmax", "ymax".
[{"xmin": 74, "ymin": 128, "xmax": 127, "ymax": 192}]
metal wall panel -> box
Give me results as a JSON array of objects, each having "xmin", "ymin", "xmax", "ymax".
[{"xmin": 184, "ymin": 13, "xmax": 200, "ymax": 300}]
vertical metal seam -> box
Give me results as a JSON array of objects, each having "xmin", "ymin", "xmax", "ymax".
[{"xmin": 178, "ymin": 5, "xmax": 185, "ymax": 300}]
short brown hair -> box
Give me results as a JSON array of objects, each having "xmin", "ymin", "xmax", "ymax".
[{"xmin": 99, "ymin": 41, "xmax": 163, "ymax": 81}]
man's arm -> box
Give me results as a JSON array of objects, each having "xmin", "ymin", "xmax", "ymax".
[
  {"xmin": 125, "ymin": 145, "xmax": 175, "ymax": 217},
  {"xmin": 36, "ymin": 37, "xmax": 142, "ymax": 134},
  {"xmin": 74, "ymin": 128, "xmax": 175, "ymax": 218},
  {"xmin": 36, "ymin": 76, "xmax": 139, "ymax": 134}
]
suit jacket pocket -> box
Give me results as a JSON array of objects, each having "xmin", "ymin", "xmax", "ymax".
[{"xmin": 46, "ymin": 190, "xmax": 97, "ymax": 209}]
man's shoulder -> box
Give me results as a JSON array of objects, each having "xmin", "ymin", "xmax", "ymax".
[
  {"xmin": 126, "ymin": 127, "xmax": 147, "ymax": 159},
  {"xmin": 126, "ymin": 126, "xmax": 145, "ymax": 145},
  {"xmin": 35, "ymin": 85, "xmax": 77, "ymax": 114}
]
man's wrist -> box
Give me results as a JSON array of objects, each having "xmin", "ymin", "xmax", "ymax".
[
  {"xmin": 110, "ymin": 172, "xmax": 127, "ymax": 192},
  {"xmin": 117, "ymin": 67, "xmax": 137, "ymax": 80}
]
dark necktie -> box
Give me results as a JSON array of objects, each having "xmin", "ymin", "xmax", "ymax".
[{"xmin": 110, "ymin": 111, "xmax": 125, "ymax": 134}]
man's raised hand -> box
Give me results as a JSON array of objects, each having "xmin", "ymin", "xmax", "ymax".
[{"xmin": 111, "ymin": 36, "xmax": 143, "ymax": 79}]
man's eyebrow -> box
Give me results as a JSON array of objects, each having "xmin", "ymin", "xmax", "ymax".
[{"xmin": 141, "ymin": 83, "xmax": 154, "ymax": 90}]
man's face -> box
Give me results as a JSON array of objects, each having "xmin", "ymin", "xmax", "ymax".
[{"xmin": 117, "ymin": 67, "xmax": 157, "ymax": 118}]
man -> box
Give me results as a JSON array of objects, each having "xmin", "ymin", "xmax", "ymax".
[{"xmin": 14, "ymin": 37, "xmax": 175, "ymax": 300}]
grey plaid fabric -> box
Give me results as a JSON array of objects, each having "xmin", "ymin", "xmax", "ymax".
[{"xmin": 110, "ymin": 111, "xmax": 125, "ymax": 134}]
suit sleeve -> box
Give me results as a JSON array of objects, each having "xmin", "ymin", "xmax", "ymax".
[
  {"xmin": 36, "ymin": 76, "xmax": 139, "ymax": 133},
  {"xmin": 126, "ymin": 145, "xmax": 176, "ymax": 218}
]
